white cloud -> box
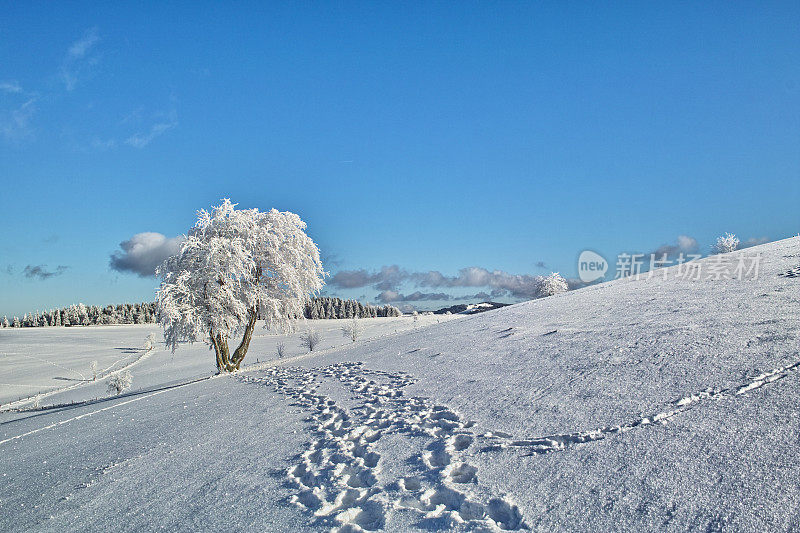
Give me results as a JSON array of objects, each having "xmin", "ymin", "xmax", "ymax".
[{"xmin": 109, "ymin": 232, "xmax": 184, "ymax": 277}]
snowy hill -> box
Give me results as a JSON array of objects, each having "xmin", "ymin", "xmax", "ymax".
[{"xmin": 1, "ymin": 237, "xmax": 799, "ymax": 531}]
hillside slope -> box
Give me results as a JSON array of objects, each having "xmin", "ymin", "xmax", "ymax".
[{"xmin": 1, "ymin": 237, "xmax": 799, "ymax": 532}]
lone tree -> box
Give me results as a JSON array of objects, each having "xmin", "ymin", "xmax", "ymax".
[{"xmin": 157, "ymin": 199, "xmax": 325, "ymax": 373}]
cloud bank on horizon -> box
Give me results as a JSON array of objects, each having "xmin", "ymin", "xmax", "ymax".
[
  {"xmin": 104, "ymin": 230, "xmax": 775, "ymax": 304},
  {"xmin": 330, "ymin": 265, "xmax": 563, "ymax": 303}
]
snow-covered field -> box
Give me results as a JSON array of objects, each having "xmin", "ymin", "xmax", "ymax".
[
  {"xmin": 0, "ymin": 315, "xmax": 453, "ymax": 408},
  {"xmin": 2, "ymin": 237, "xmax": 799, "ymax": 532}
]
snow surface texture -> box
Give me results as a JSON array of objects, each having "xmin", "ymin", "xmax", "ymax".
[{"xmin": 1, "ymin": 237, "xmax": 799, "ymax": 532}]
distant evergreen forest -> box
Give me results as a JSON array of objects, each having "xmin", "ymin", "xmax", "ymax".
[{"xmin": 1, "ymin": 297, "xmax": 401, "ymax": 328}]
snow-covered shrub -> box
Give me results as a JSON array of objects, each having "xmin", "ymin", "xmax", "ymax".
[
  {"xmin": 341, "ymin": 317, "xmax": 362, "ymax": 343},
  {"xmin": 412, "ymin": 311, "xmax": 419, "ymax": 323},
  {"xmin": 713, "ymin": 233, "xmax": 739, "ymax": 254},
  {"xmin": 539, "ymin": 272, "xmax": 569, "ymax": 297},
  {"xmin": 276, "ymin": 342, "xmax": 286, "ymax": 358},
  {"xmin": 107, "ymin": 370, "xmax": 132, "ymax": 395},
  {"xmin": 143, "ymin": 333, "xmax": 157, "ymax": 352},
  {"xmin": 156, "ymin": 199, "xmax": 325, "ymax": 373},
  {"xmin": 90, "ymin": 361, "xmax": 98, "ymax": 381},
  {"xmin": 300, "ymin": 330, "xmax": 321, "ymax": 352}
]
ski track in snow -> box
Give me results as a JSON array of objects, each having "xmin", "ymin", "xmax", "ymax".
[
  {"xmin": 242, "ymin": 356, "xmax": 800, "ymax": 531},
  {"xmin": 241, "ymin": 363, "xmax": 528, "ymax": 532}
]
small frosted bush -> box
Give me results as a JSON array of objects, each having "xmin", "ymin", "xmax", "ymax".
[
  {"xmin": 539, "ymin": 272, "xmax": 569, "ymax": 297},
  {"xmin": 107, "ymin": 370, "xmax": 133, "ymax": 395},
  {"xmin": 713, "ymin": 233, "xmax": 739, "ymax": 254},
  {"xmin": 143, "ymin": 333, "xmax": 157, "ymax": 352},
  {"xmin": 300, "ymin": 330, "xmax": 321, "ymax": 352},
  {"xmin": 341, "ymin": 318, "xmax": 362, "ymax": 343}
]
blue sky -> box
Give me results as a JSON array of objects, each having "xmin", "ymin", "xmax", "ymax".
[{"xmin": 1, "ymin": 2, "xmax": 798, "ymax": 317}]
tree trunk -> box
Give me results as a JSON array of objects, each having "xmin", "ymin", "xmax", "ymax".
[
  {"xmin": 210, "ymin": 309, "xmax": 258, "ymax": 373},
  {"xmin": 210, "ymin": 332, "xmax": 232, "ymax": 373},
  {"xmin": 231, "ymin": 310, "xmax": 257, "ymax": 369}
]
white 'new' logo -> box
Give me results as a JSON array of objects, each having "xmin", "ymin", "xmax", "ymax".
[{"xmin": 578, "ymin": 250, "xmax": 608, "ymax": 282}]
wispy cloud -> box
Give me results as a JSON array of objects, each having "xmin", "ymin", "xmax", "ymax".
[
  {"xmin": 109, "ymin": 232, "xmax": 184, "ymax": 277},
  {"xmin": 89, "ymin": 137, "xmax": 118, "ymax": 151},
  {"xmin": 125, "ymin": 110, "xmax": 178, "ymax": 148},
  {"xmin": 23, "ymin": 264, "xmax": 69, "ymax": 280},
  {"xmin": 119, "ymin": 106, "xmax": 145, "ymax": 125},
  {"xmin": 1, "ymin": 98, "xmax": 37, "ymax": 142},
  {"xmin": 0, "ymin": 81, "xmax": 23, "ymax": 94},
  {"xmin": 61, "ymin": 28, "xmax": 100, "ymax": 91},
  {"xmin": 68, "ymin": 28, "xmax": 100, "ymax": 58}
]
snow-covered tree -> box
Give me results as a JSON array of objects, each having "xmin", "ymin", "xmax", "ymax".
[
  {"xmin": 107, "ymin": 370, "xmax": 132, "ymax": 395},
  {"xmin": 539, "ymin": 272, "xmax": 569, "ymax": 297},
  {"xmin": 341, "ymin": 317, "xmax": 362, "ymax": 343},
  {"xmin": 1, "ymin": 316, "xmax": 8, "ymax": 328},
  {"xmin": 156, "ymin": 199, "xmax": 325, "ymax": 372},
  {"xmin": 90, "ymin": 361, "xmax": 98, "ymax": 381},
  {"xmin": 713, "ymin": 232, "xmax": 739, "ymax": 254},
  {"xmin": 276, "ymin": 342, "xmax": 286, "ymax": 358},
  {"xmin": 12, "ymin": 316, "xmax": 20, "ymax": 328}
]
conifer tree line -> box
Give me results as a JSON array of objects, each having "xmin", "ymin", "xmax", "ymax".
[
  {"xmin": 301, "ymin": 297, "xmax": 401, "ymax": 320},
  {"xmin": 1, "ymin": 297, "xmax": 401, "ymax": 328},
  {"xmin": 1, "ymin": 302, "xmax": 159, "ymax": 328}
]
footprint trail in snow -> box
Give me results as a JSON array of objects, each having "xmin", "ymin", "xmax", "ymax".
[
  {"xmin": 241, "ymin": 356, "xmax": 800, "ymax": 531},
  {"xmin": 241, "ymin": 362, "xmax": 527, "ymax": 532},
  {"xmin": 481, "ymin": 359, "xmax": 800, "ymax": 455}
]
